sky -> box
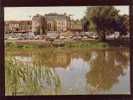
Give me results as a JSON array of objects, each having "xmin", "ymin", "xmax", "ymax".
[{"xmin": 4, "ymin": 6, "xmax": 129, "ymax": 21}]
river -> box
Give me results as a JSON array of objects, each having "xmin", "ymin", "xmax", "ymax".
[{"xmin": 5, "ymin": 47, "xmax": 130, "ymax": 95}]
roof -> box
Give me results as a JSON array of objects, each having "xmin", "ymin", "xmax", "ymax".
[
  {"xmin": 45, "ymin": 13, "xmax": 70, "ymax": 21},
  {"xmin": 5, "ymin": 20, "xmax": 32, "ymax": 24}
]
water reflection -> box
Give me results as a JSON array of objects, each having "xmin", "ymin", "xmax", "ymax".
[
  {"xmin": 86, "ymin": 49, "xmax": 129, "ymax": 94},
  {"xmin": 32, "ymin": 48, "xmax": 92, "ymax": 68},
  {"xmin": 6, "ymin": 48, "xmax": 130, "ymax": 95}
]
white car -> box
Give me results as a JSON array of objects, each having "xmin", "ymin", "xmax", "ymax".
[
  {"xmin": 8, "ymin": 36, "xmax": 18, "ymax": 40},
  {"xmin": 60, "ymin": 36, "xmax": 65, "ymax": 39},
  {"xmin": 47, "ymin": 32, "xmax": 59, "ymax": 39}
]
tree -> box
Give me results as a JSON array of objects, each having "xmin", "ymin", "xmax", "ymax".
[
  {"xmin": 86, "ymin": 6, "xmax": 120, "ymax": 41},
  {"xmin": 118, "ymin": 15, "xmax": 129, "ymax": 37},
  {"xmin": 81, "ymin": 17, "xmax": 90, "ymax": 32},
  {"xmin": 123, "ymin": 15, "xmax": 129, "ymax": 33},
  {"xmin": 53, "ymin": 19, "xmax": 57, "ymax": 31}
]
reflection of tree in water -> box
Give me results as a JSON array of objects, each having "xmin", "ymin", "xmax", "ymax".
[
  {"xmin": 32, "ymin": 48, "xmax": 71, "ymax": 68},
  {"xmin": 86, "ymin": 48, "xmax": 129, "ymax": 94},
  {"xmin": 5, "ymin": 48, "xmax": 92, "ymax": 95},
  {"xmin": 32, "ymin": 48, "xmax": 92, "ymax": 68},
  {"xmin": 6, "ymin": 48, "xmax": 129, "ymax": 95}
]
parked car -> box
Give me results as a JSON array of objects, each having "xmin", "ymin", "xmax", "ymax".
[
  {"xmin": 28, "ymin": 32, "xmax": 35, "ymax": 40},
  {"xmin": 60, "ymin": 36, "xmax": 66, "ymax": 39},
  {"xmin": 72, "ymin": 35, "xmax": 82, "ymax": 40},
  {"xmin": 91, "ymin": 34, "xmax": 98, "ymax": 39},
  {"xmin": 34, "ymin": 35, "xmax": 41, "ymax": 40},
  {"xmin": 106, "ymin": 32, "xmax": 119, "ymax": 39},
  {"xmin": 18, "ymin": 37, "xmax": 24, "ymax": 40},
  {"xmin": 8, "ymin": 37, "xmax": 18, "ymax": 40},
  {"xmin": 47, "ymin": 32, "xmax": 59, "ymax": 40}
]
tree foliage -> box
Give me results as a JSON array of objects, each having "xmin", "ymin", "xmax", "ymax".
[{"xmin": 86, "ymin": 6, "xmax": 129, "ymax": 41}]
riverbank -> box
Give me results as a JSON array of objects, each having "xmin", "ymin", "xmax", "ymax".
[
  {"xmin": 5, "ymin": 40, "xmax": 109, "ymax": 50},
  {"xmin": 5, "ymin": 39, "xmax": 130, "ymax": 53}
]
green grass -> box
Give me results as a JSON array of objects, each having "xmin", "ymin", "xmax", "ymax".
[
  {"xmin": 6, "ymin": 41, "xmax": 43, "ymax": 49},
  {"xmin": 64, "ymin": 41, "xmax": 108, "ymax": 48},
  {"xmin": 5, "ymin": 40, "xmax": 109, "ymax": 51},
  {"xmin": 5, "ymin": 56, "xmax": 61, "ymax": 95}
]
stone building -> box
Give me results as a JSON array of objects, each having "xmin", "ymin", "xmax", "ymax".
[
  {"xmin": 5, "ymin": 13, "xmax": 71, "ymax": 35},
  {"xmin": 5, "ymin": 20, "xmax": 32, "ymax": 34},
  {"xmin": 70, "ymin": 20, "xmax": 82, "ymax": 32},
  {"xmin": 45, "ymin": 13, "xmax": 71, "ymax": 32},
  {"xmin": 32, "ymin": 14, "xmax": 47, "ymax": 35},
  {"xmin": 32, "ymin": 13, "xmax": 71, "ymax": 34}
]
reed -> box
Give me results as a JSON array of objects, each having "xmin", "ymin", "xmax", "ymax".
[{"xmin": 5, "ymin": 56, "xmax": 61, "ymax": 95}]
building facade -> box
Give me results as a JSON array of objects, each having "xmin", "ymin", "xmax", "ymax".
[
  {"xmin": 5, "ymin": 13, "xmax": 72, "ymax": 35},
  {"xmin": 32, "ymin": 14, "xmax": 47, "ymax": 35},
  {"xmin": 32, "ymin": 13, "xmax": 71, "ymax": 34},
  {"xmin": 70, "ymin": 20, "xmax": 82, "ymax": 32},
  {"xmin": 45, "ymin": 13, "xmax": 71, "ymax": 32},
  {"xmin": 5, "ymin": 20, "xmax": 32, "ymax": 34}
]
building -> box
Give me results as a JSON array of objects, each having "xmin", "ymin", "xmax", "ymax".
[
  {"xmin": 32, "ymin": 13, "xmax": 71, "ymax": 35},
  {"xmin": 32, "ymin": 14, "xmax": 47, "ymax": 35},
  {"xmin": 5, "ymin": 13, "xmax": 72, "ymax": 35},
  {"xmin": 45, "ymin": 13, "xmax": 71, "ymax": 32},
  {"xmin": 5, "ymin": 20, "xmax": 32, "ymax": 34},
  {"xmin": 70, "ymin": 20, "xmax": 82, "ymax": 32}
]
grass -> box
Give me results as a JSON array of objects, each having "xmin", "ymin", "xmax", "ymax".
[
  {"xmin": 5, "ymin": 40, "xmax": 109, "ymax": 51},
  {"xmin": 5, "ymin": 41, "xmax": 41, "ymax": 49},
  {"xmin": 64, "ymin": 41, "xmax": 108, "ymax": 48},
  {"xmin": 5, "ymin": 56, "xmax": 61, "ymax": 95}
]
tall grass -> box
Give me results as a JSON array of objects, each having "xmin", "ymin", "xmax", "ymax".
[{"xmin": 5, "ymin": 56, "xmax": 61, "ymax": 96}]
